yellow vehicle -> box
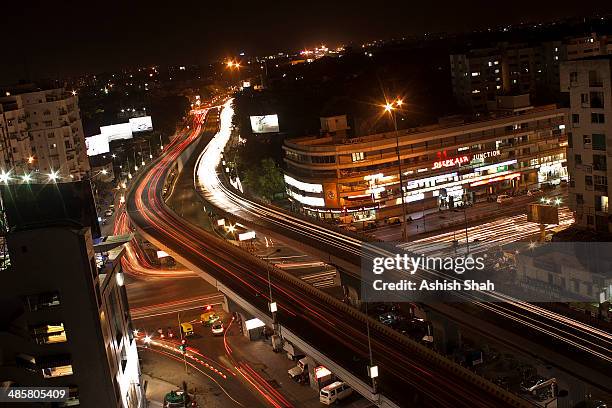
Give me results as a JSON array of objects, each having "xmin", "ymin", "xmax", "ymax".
[
  {"xmin": 180, "ymin": 322, "xmax": 194, "ymax": 337},
  {"xmin": 201, "ymin": 312, "xmax": 220, "ymax": 326}
]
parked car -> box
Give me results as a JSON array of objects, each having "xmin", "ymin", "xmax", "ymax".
[
  {"xmin": 320, "ymin": 381, "xmax": 353, "ymax": 405},
  {"xmin": 386, "ymin": 216, "xmax": 401, "ymax": 225},
  {"xmin": 527, "ymin": 188, "xmax": 543, "ymax": 196},
  {"xmin": 496, "ymin": 194, "xmax": 513, "ymax": 204}
]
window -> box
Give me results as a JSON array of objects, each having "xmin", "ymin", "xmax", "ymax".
[
  {"xmin": 576, "ymin": 193, "xmax": 584, "ymax": 205},
  {"xmin": 567, "ymin": 132, "xmax": 573, "ymax": 148},
  {"xmin": 590, "ymin": 91, "xmax": 604, "ymax": 108},
  {"xmin": 594, "ymin": 175, "xmax": 608, "ymax": 186},
  {"xmin": 593, "ymin": 154, "xmax": 607, "ymax": 171},
  {"xmin": 25, "ymin": 292, "xmax": 60, "ymax": 311},
  {"xmin": 581, "ymin": 93, "xmax": 589, "ymax": 105},
  {"xmin": 587, "ymin": 215, "xmax": 594, "ymax": 225},
  {"xmin": 583, "ymin": 135, "xmax": 591, "ymax": 147},
  {"xmin": 570, "ymin": 72, "xmax": 578, "ymax": 83},
  {"xmin": 589, "ymin": 70, "xmax": 603, "ymax": 87},
  {"xmin": 585, "ymin": 175, "xmax": 593, "ymax": 186},
  {"xmin": 42, "ymin": 364, "xmax": 73, "ymax": 378},
  {"xmin": 592, "ymin": 134, "xmax": 606, "ymax": 151},
  {"xmin": 43, "ymin": 120, "xmax": 52, "ymax": 127},
  {"xmin": 64, "ymin": 140, "xmax": 71, "ymax": 149},
  {"xmin": 31, "ymin": 323, "xmax": 67, "ymax": 344},
  {"xmin": 351, "ymin": 152, "xmax": 365, "ymax": 162},
  {"xmin": 572, "ymin": 114, "xmax": 580, "ymax": 124},
  {"xmin": 574, "ymin": 154, "xmax": 582, "ymax": 164},
  {"xmin": 591, "ymin": 113, "xmax": 605, "ymax": 124}
]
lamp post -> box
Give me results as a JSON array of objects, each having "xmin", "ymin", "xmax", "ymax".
[
  {"xmin": 384, "ymin": 99, "xmax": 408, "ymax": 241},
  {"xmin": 263, "ymin": 248, "xmax": 281, "ymax": 332}
]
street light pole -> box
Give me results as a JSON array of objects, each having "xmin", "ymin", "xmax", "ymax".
[{"xmin": 389, "ymin": 107, "xmax": 408, "ymax": 241}]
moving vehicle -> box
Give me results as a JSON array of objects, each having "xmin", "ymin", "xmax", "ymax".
[
  {"xmin": 211, "ymin": 322, "xmax": 224, "ymax": 336},
  {"xmin": 320, "ymin": 381, "xmax": 353, "ymax": 405},
  {"xmin": 288, "ymin": 357, "xmax": 309, "ymax": 383},
  {"xmin": 496, "ymin": 194, "xmax": 513, "ymax": 204},
  {"xmin": 180, "ymin": 322, "xmax": 194, "ymax": 337},
  {"xmin": 201, "ymin": 311, "xmax": 220, "ymax": 325}
]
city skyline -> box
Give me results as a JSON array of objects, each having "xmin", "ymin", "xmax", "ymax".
[{"xmin": 3, "ymin": 1, "xmax": 612, "ymax": 82}]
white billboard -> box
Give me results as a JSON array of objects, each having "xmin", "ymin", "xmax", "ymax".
[
  {"xmin": 250, "ymin": 114, "xmax": 279, "ymax": 133},
  {"xmin": 86, "ymin": 134, "xmax": 110, "ymax": 156},
  {"xmin": 100, "ymin": 123, "xmax": 133, "ymax": 141},
  {"xmin": 129, "ymin": 116, "xmax": 153, "ymax": 133}
]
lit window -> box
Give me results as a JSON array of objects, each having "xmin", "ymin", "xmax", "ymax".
[
  {"xmin": 31, "ymin": 323, "xmax": 67, "ymax": 344},
  {"xmin": 471, "ymin": 72, "xmax": 480, "ymax": 77},
  {"xmin": 351, "ymin": 152, "xmax": 365, "ymax": 162},
  {"xmin": 42, "ymin": 364, "xmax": 73, "ymax": 378}
]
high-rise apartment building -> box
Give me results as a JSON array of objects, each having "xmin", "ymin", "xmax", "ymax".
[
  {"xmin": 0, "ymin": 87, "xmax": 90, "ymax": 180},
  {"xmin": 451, "ymin": 34, "xmax": 612, "ymax": 113},
  {"xmin": 561, "ymin": 56, "xmax": 612, "ymax": 232},
  {"xmin": 0, "ymin": 182, "xmax": 143, "ymax": 407}
]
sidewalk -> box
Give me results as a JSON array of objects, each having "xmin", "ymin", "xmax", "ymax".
[{"xmin": 227, "ymin": 332, "xmax": 373, "ymax": 407}]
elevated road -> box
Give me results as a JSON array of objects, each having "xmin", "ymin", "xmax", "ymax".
[
  {"xmin": 194, "ymin": 102, "xmax": 612, "ymax": 391},
  {"xmin": 126, "ymin": 104, "xmax": 531, "ymax": 407}
]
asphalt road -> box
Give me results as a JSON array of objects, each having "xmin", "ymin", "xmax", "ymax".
[{"xmin": 126, "ymin": 104, "xmax": 532, "ymax": 408}]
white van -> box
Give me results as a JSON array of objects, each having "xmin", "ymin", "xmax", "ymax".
[
  {"xmin": 319, "ymin": 381, "xmax": 352, "ymax": 405},
  {"xmin": 496, "ymin": 194, "xmax": 513, "ymax": 204}
]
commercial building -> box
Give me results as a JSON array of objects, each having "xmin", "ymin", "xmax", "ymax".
[
  {"xmin": 561, "ymin": 56, "xmax": 612, "ymax": 232},
  {"xmin": 283, "ymin": 100, "xmax": 567, "ymax": 221},
  {"xmin": 0, "ymin": 86, "xmax": 90, "ymax": 180},
  {"xmin": 0, "ymin": 182, "xmax": 143, "ymax": 407}
]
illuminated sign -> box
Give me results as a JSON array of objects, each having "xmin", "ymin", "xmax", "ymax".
[
  {"xmin": 472, "ymin": 150, "xmax": 501, "ymax": 160},
  {"xmin": 250, "ymin": 114, "xmax": 280, "ymax": 133},
  {"xmin": 433, "ymin": 156, "xmax": 469, "ymax": 169},
  {"xmin": 284, "ymin": 174, "xmax": 323, "ymax": 193},
  {"xmin": 238, "ymin": 231, "xmax": 256, "ymax": 241}
]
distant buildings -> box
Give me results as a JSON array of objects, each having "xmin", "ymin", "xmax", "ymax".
[
  {"xmin": 561, "ymin": 56, "xmax": 612, "ymax": 232},
  {"xmin": 451, "ymin": 34, "xmax": 612, "ymax": 113},
  {"xmin": 0, "ymin": 182, "xmax": 144, "ymax": 407},
  {"xmin": 283, "ymin": 100, "xmax": 567, "ymax": 221},
  {"xmin": 0, "ymin": 87, "xmax": 90, "ymax": 180}
]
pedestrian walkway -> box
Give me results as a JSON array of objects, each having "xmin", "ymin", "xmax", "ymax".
[{"xmin": 226, "ymin": 332, "xmax": 373, "ymax": 407}]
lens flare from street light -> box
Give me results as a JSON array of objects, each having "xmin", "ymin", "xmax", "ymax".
[
  {"xmin": 396, "ymin": 99, "xmax": 403, "ymax": 106},
  {"xmin": 48, "ymin": 171, "xmax": 59, "ymax": 182},
  {"xmin": 144, "ymin": 335, "xmax": 152, "ymax": 344},
  {"xmin": 0, "ymin": 171, "xmax": 10, "ymax": 183},
  {"xmin": 27, "ymin": 156, "xmax": 35, "ymax": 164},
  {"xmin": 384, "ymin": 103, "xmax": 394, "ymax": 112},
  {"xmin": 101, "ymin": 169, "xmax": 108, "ymax": 175},
  {"xmin": 22, "ymin": 174, "xmax": 32, "ymax": 183}
]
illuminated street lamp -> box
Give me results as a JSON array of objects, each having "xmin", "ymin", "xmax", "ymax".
[
  {"xmin": 0, "ymin": 171, "xmax": 11, "ymax": 183},
  {"xmin": 22, "ymin": 173, "xmax": 32, "ymax": 183},
  {"xmin": 383, "ymin": 98, "xmax": 408, "ymax": 241},
  {"xmin": 27, "ymin": 156, "xmax": 35, "ymax": 164},
  {"xmin": 48, "ymin": 171, "xmax": 59, "ymax": 182}
]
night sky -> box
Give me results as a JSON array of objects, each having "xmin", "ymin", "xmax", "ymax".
[{"xmin": 3, "ymin": 0, "xmax": 611, "ymax": 82}]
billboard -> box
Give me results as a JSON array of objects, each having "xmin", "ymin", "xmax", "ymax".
[
  {"xmin": 250, "ymin": 115, "xmax": 279, "ymax": 133},
  {"xmin": 129, "ymin": 116, "xmax": 153, "ymax": 133},
  {"xmin": 527, "ymin": 204, "xmax": 560, "ymax": 225},
  {"xmin": 86, "ymin": 134, "xmax": 110, "ymax": 156},
  {"xmin": 100, "ymin": 123, "xmax": 133, "ymax": 141}
]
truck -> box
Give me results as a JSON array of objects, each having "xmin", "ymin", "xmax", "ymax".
[{"xmin": 288, "ymin": 357, "xmax": 309, "ymax": 383}]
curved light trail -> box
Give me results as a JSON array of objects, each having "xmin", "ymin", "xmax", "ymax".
[
  {"xmin": 194, "ymin": 101, "xmax": 612, "ymax": 369},
  {"xmin": 127, "ymin": 102, "xmax": 529, "ymax": 407}
]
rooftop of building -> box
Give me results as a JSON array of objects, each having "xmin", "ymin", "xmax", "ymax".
[{"xmin": 285, "ymin": 103, "xmax": 563, "ymax": 150}]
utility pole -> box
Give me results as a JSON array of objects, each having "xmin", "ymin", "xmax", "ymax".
[{"xmin": 177, "ymin": 312, "xmax": 188, "ymax": 374}]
